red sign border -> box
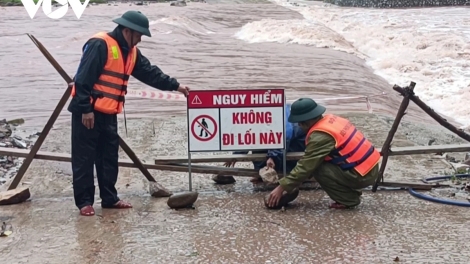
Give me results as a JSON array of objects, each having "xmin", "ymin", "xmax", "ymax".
[{"xmin": 187, "ymin": 89, "xmax": 285, "ymax": 109}]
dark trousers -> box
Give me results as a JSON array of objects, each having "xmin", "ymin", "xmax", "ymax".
[{"xmin": 71, "ymin": 111, "xmax": 120, "ymax": 209}]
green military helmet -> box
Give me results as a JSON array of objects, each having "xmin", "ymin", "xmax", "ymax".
[
  {"xmin": 288, "ymin": 98, "xmax": 326, "ymax": 123},
  {"xmin": 113, "ymin": 10, "xmax": 152, "ymax": 37}
]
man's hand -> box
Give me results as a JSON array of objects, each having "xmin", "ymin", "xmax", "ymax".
[
  {"xmin": 267, "ymin": 185, "xmax": 284, "ymax": 208},
  {"xmin": 224, "ymin": 160, "xmax": 236, "ymax": 168},
  {"xmin": 82, "ymin": 112, "xmax": 94, "ymax": 129},
  {"xmin": 68, "ymin": 82, "xmax": 74, "ymax": 88},
  {"xmin": 266, "ymin": 158, "xmax": 275, "ymax": 168},
  {"xmin": 177, "ymin": 85, "xmax": 190, "ymax": 97}
]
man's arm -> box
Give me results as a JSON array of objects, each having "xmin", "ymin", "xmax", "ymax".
[
  {"xmin": 72, "ymin": 39, "xmax": 107, "ymax": 114},
  {"xmin": 278, "ymin": 132, "xmax": 336, "ymax": 193},
  {"xmin": 266, "ymin": 149, "xmax": 283, "ymax": 168},
  {"xmin": 131, "ymin": 48, "xmax": 180, "ymax": 91},
  {"xmin": 266, "ymin": 125, "xmax": 306, "ymax": 169}
]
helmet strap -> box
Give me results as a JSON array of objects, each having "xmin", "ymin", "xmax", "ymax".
[{"xmin": 129, "ymin": 29, "xmax": 135, "ymax": 48}]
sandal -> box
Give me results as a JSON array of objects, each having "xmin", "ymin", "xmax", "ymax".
[
  {"xmin": 102, "ymin": 200, "xmax": 133, "ymax": 209},
  {"xmin": 80, "ymin": 205, "xmax": 95, "ymax": 216},
  {"xmin": 329, "ymin": 202, "xmax": 349, "ymax": 209}
]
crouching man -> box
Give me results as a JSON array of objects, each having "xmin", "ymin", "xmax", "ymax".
[
  {"xmin": 213, "ymin": 103, "xmax": 307, "ymax": 184},
  {"xmin": 267, "ymin": 98, "xmax": 381, "ymax": 209}
]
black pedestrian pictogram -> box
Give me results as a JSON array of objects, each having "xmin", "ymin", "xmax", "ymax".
[{"xmin": 199, "ymin": 118, "xmax": 209, "ymax": 137}]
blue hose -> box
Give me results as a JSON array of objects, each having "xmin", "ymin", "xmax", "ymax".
[
  {"xmin": 421, "ymin": 173, "xmax": 470, "ymax": 184},
  {"xmin": 409, "ymin": 173, "xmax": 470, "ymax": 207}
]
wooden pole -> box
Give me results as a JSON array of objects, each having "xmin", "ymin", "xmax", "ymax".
[
  {"xmin": 119, "ymin": 137, "xmax": 158, "ymax": 182},
  {"xmin": 0, "ymin": 147, "xmax": 260, "ymax": 177},
  {"xmin": 7, "ymin": 34, "xmax": 74, "ymax": 190},
  {"xmin": 393, "ymin": 85, "xmax": 470, "ymax": 142},
  {"xmin": 152, "ymin": 143, "xmax": 470, "ymax": 164},
  {"xmin": 371, "ymin": 82, "xmax": 414, "ymax": 192},
  {"xmin": 0, "ymin": 147, "xmax": 448, "ymax": 190}
]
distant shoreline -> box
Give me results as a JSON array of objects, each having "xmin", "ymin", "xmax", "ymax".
[{"xmin": 0, "ymin": 0, "xmax": 171, "ymax": 7}]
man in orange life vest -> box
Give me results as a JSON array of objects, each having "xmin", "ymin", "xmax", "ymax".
[
  {"xmin": 267, "ymin": 98, "xmax": 381, "ymax": 209},
  {"xmin": 67, "ymin": 11, "xmax": 190, "ymax": 216}
]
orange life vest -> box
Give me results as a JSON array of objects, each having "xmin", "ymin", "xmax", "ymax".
[
  {"xmin": 305, "ymin": 114, "xmax": 381, "ymax": 176},
  {"xmin": 71, "ymin": 32, "xmax": 137, "ymax": 114}
]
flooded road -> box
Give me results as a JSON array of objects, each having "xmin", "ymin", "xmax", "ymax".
[
  {"xmin": 3, "ymin": 191, "xmax": 470, "ymax": 263},
  {"xmin": 1, "ymin": 1, "xmax": 470, "ymax": 263}
]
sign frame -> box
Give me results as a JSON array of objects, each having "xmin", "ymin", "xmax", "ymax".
[{"xmin": 185, "ymin": 89, "xmax": 287, "ymax": 191}]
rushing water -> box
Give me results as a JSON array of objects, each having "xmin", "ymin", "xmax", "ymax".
[
  {"xmin": 0, "ymin": 1, "xmax": 395, "ymax": 129},
  {"xmin": 0, "ymin": 1, "xmax": 468, "ymax": 130}
]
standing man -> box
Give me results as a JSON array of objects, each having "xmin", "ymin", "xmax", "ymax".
[
  {"xmin": 199, "ymin": 118, "xmax": 208, "ymax": 137},
  {"xmin": 67, "ymin": 10, "xmax": 190, "ymax": 216},
  {"xmin": 267, "ymin": 98, "xmax": 381, "ymax": 209}
]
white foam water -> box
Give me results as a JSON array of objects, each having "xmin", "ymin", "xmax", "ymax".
[
  {"xmin": 150, "ymin": 16, "xmax": 216, "ymax": 36},
  {"xmin": 235, "ymin": 0, "xmax": 470, "ymax": 127}
]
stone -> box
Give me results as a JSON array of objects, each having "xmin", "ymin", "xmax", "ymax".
[
  {"xmin": 170, "ymin": 0, "xmax": 187, "ymax": 6},
  {"xmin": 6, "ymin": 118, "xmax": 24, "ymax": 126},
  {"xmin": 264, "ymin": 188, "xmax": 300, "ymax": 210},
  {"xmin": 0, "ymin": 187, "xmax": 31, "ymax": 205},
  {"xmin": 465, "ymin": 153, "xmax": 470, "ymax": 161},
  {"xmin": 259, "ymin": 167, "xmax": 278, "ymax": 184},
  {"xmin": 149, "ymin": 182, "xmax": 172, "ymax": 197},
  {"xmin": 11, "ymin": 138, "xmax": 27, "ymax": 149},
  {"xmin": 0, "ymin": 127, "xmax": 11, "ymax": 138},
  {"xmin": 212, "ymin": 174, "xmax": 236, "ymax": 184},
  {"xmin": 167, "ymin": 191, "xmax": 199, "ymax": 209}
]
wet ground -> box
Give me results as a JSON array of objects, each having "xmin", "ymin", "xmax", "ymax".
[{"xmin": 2, "ymin": 112, "xmax": 470, "ymax": 263}]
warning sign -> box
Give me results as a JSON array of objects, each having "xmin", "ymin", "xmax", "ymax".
[
  {"xmin": 187, "ymin": 89, "xmax": 285, "ymax": 152},
  {"xmin": 191, "ymin": 95, "xmax": 202, "ymax": 105}
]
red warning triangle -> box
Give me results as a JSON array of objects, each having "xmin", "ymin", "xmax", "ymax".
[{"xmin": 191, "ymin": 95, "xmax": 202, "ymax": 105}]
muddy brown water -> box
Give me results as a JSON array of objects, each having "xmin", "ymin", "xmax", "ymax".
[
  {"xmin": 0, "ymin": 1, "xmax": 444, "ymax": 129},
  {"xmin": 1, "ymin": 1, "xmax": 470, "ymax": 263}
]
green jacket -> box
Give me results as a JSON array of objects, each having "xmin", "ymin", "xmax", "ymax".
[{"xmin": 278, "ymin": 131, "xmax": 375, "ymax": 193}]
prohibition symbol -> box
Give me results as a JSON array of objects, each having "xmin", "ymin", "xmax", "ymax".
[{"xmin": 191, "ymin": 115, "xmax": 217, "ymax": 142}]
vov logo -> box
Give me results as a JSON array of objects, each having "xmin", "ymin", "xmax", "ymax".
[{"xmin": 21, "ymin": 0, "xmax": 90, "ymax": 19}]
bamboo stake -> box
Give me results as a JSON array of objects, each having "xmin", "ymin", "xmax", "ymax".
[
  {"xmin": 371, "ymin": 82, "xmax": 415, "ymax": 192},
  {"xmin": 393, "ymin": 85, "xmax": 470, "ymax": 142}
]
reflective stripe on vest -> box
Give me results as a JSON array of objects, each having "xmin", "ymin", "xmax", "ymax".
[
  {"xmin": 305, "ymin": 114, "xmax": 381, "ymax": 176},
  {"xmin": 71, "ymin": 32, "xmax": 137, "ymax": 114}
]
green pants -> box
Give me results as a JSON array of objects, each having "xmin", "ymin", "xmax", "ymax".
[{"xmin": 312, "ymin": 162, "xmax": 379, "ymax": 207}]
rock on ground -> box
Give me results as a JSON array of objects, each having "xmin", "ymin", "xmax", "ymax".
[{"xmin": 0, "ymin": 118, "xmax": 39, "ymax": 186}]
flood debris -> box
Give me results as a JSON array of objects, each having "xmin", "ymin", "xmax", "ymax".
[
  {"xmin": 0, "ymin": 222, "xmax": 13, "ymax": 237},
  {"xmin": 0, "ymin": 118, "xmax": 39, "ymax": 186},
  {"xmin": 170, "ymin": 0, "xmax": 187, "ymax": 6},
  {"xmin": 259, "ymin": 167, "xmax": 278, "ymax": 184},
  {"xmin": 149, "ymin": 181, "xmax": 173, "ymax": 197},
  {"xmin": 167, "ymin": 191, "xmax": 198, "ymax": 209},
  {"xmin": 212, "ymin": 174, "xmax": 236, "ymax": 184},
  {"xmin": 6, "ymin": 118, "xmax": 24, "ymax": 126},
  {"xmin": 0, "ymin": 187, "xmax": 31, "ymax": 205}
]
